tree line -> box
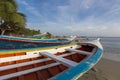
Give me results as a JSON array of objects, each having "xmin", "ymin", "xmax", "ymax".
[{"xmin": 0, "ymin": 0, "xmax": 40, "ymax": 36}]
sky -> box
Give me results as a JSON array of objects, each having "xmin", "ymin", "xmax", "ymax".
[{"xmin": 16, "ymin": 0, "xmax": 120, "ymax": 37}]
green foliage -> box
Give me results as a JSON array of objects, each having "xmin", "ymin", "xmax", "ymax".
[
  {"xmin": 0, "ymin": 0, "xmax": 43, "ymax": 36},
  {"xmin": 22, "ymin": 28, "xmax": 40, "ymax": 36},
  {"xmin": 0, "ymin": 0, "xmax": 18, "ymax": 20},
  {"xmin": 0, "ymin": 0, "xmax": 26, "ymax": 35}
]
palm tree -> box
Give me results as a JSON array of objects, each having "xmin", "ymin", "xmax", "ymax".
[{"xmin": 0, "ymin": 0, "xmax": 26, "ymax": 35}]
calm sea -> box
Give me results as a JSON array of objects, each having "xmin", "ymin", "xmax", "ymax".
[
  {"xmin": 101, "ymin": 37, "xmax": 120, "ymax": 54},
  {"xmin": 100, "ymin": 37, "xmax": 120, "ymax": 61},
  {"xmin": 78, "ymin": 37, "xmax": 120, "ymax": 61},
  {"xmin": 89, "ymin": 37, "xmax": 120, "ymax": 61}
]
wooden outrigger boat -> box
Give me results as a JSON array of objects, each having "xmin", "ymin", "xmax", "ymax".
[
  {"xmin": 0, "ymin": 35, "xmax": 76, "ymax": 50},
  {"xmin": 0, "ymin": 38, "xmax": 103, "ymax": 80}
]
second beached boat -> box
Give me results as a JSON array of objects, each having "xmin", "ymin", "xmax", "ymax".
[{"xmin": 0, "ymin": 35, "xmax": 76, "ymax": 50}]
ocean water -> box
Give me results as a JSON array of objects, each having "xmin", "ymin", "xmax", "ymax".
[
  {"xmin": 101, "ymin": 37, "xmax": 120, "ymax": 52},
  {"xmin": 101, "ymin": 37, "xmax": 120, "ymax": 54},
  {"xmin": 100, "ymin": 37, "xmax": 120, "ymax": 61},
  {"xmin": 78, "ymin": 37, "xmax": 120, "ymax": 61}
]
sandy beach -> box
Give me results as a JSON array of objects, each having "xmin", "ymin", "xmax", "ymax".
[{"xmin": 78, "ymin": 58, "xmax": 120, "ymax": 80}]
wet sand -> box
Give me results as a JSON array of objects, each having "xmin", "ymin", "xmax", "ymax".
[{"xmin": 78, "ymin": 58, "xmax": 120, "ymax": 80}]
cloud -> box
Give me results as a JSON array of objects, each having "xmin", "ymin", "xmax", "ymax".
[
  {"xmin": 20, "ymin": 0, "xmax": 28, "ymax": 6},
  {"xmin": 19, "ymin": 0, "xmax": 42, "ymax": 17},
  {"xmin": 18, "ymin": 0, "xmax": 120, "ymax": 37},
  {"xmin": 54, "ymin": 0, "xmax": 120, "ymax": 36},
  {"xmin": 27, "ymin": 19, "xmax": 120, "ymax": 37},
  {"xmin": 78, "ymin": 0, "xmax": 95, "ymax": 9},
  {"xmin": 27, "ymin": 7, "xmax": 42, "ymax": 17}
]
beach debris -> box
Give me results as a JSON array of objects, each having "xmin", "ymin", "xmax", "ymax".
[{"xmin": 91, "ymin": 68, "xmax": 98, "ymax": 72}]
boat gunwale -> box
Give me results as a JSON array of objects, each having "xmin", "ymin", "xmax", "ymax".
[
  {"xmin": 0, "ymin": 38, "xmax": 70, "ymax": 44},
  {"xmin": 50, "ymin": 48, "xmax": 103, "ymax": 80}
]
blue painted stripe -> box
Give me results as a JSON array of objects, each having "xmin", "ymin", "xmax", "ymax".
[
  {"xmin": 52, "ymin": 48, "xmax": 103, "ymax": 80},
  {"xmin": 0, "ymin": 44, "xmax": 76, "ymax": 54}
]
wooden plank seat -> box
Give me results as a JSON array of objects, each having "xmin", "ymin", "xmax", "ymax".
[
  {"xmin": 65, "ymin": 48, "xmax": 92, "ymax": 55},
  {"xmin": 0, "ymin": 52, "xmax": 75, "ymax": 63},
  {"xmin": 0, "ymin": 52, "xmax": 77, "ymax": 80},
  {"xmin": 0, "ymin": 52, "xmax": 75, "ymax": 71},
  {"xmin": 0, "ymin": 58, "xmax": 50, "ymax": 71},
  {"xmin": 0, "ymin": 54, "xmax": 41, "ymax": 63},
  {"xmin": 40, "ymin": 52, "xmax": 78, "ymax": 67},
  {"xmin": 0, "ymin": 62, "xmax": 60, "ymax": 80}
]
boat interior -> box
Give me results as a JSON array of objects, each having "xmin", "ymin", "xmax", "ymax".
[{"xmin": 0, "ymin": 44, "xmax": 97, "ymax": 80}]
